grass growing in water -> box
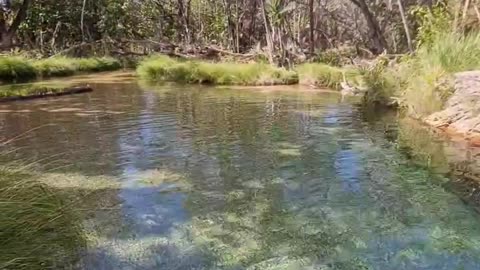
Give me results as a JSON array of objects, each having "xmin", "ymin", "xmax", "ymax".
[
  {"xmin": 137, "ymin": 55, "xmax": 298, "ymax": 85},
  {"xmin": 0, "ymin": 168, "xmax": 86, "ymax": 269},
  {"xmin": 0, "ymin": 56, "xmax": 122, "ymax": 82}
]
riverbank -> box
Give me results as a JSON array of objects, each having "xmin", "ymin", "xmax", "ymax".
[
  {"xmin": 136, "ymin": 55, "xmax": 363, "ymax": 88},
  {"xmin": 0, "ymin": 56, "xmax": 122, "ymax": 83},
  {"xmin": 361, "ymin": 32, "xmax": 480, "ymax": 146}
]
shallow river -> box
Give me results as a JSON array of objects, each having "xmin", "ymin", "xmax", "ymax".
[{"xmin": 2, "ymin": 73, "xmax": 480, "ymax": 269}]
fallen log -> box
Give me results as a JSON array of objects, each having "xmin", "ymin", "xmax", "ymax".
[{"xmin": 0, "ymin": 86, "xmax": 93, "ymax": 103}]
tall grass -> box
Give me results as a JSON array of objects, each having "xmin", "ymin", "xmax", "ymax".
[
  {"xmin": 296, "ymin": 63, "xmax": 362, "ymax": 90},
  {"xmin": 137, "ymin": 55, "xmax": 299, "ymax": 85},
  {"xmin": 0, "ymin": 57, "xmax": 37, "ymax": 82},
  {"xmin": 0, "ymin": 56, "xmax": 122, "ymax": 82},
  {"xmin": 33, "ymin": 57, "xmax": 122, "ymax": 77},
  {"xmin": 0, "ymin": 167, "xmax": 86, "ymax": 269},
  {"xmin": 364, "ymin": 32, "xmax": 480, "ymax": 116}
]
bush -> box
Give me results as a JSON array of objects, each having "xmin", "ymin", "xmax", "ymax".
[
  {"xmin": 296, "ymin": 63, "xmax": 362, "ymax": 90},
  {"xmin": 137, "ymin": 55, "xmax": 298, "ymax": 85}
]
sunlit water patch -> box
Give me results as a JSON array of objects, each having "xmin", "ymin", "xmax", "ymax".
[{"xmin": 1, "ymin": 76, "xmax": 480, "ymax": 269}]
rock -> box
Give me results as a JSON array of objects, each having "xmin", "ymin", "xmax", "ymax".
[{"xmin": 425, "ymin": 71, "xmax": 480, "ymax": 145}]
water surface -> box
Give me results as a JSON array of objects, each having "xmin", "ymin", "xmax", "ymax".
[{"xmin": 1, "ymin": 74, "xmax": 480, "ymax": 269}]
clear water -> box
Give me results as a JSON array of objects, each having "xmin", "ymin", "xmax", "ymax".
[{"xmin": 1, "ymin": 74, "xmax": 480, "ymax": 269}]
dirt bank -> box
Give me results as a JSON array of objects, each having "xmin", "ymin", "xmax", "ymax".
[{"xmin": 425, "ymin": 71, "xmax": 480, "ymax": 146}]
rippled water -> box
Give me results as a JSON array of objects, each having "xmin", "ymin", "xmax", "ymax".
[{"xmin": 1, "ymin": 74, "xmax": 480, "ymax": 269}]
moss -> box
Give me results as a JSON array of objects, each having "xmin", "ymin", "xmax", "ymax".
[{"xmin": 137, "ymin": 55, "xmax": 298, "ymax": 86}]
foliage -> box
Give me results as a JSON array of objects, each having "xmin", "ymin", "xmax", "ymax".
[
  {"xmin": 410, "ymin": 3, "xmax": 452, "ymax": 49},
  {"xmin": 363, "ymin": 31, "xmax": 480, "ymax": 116},
  {"xmin": 137, "ymin": 55, "xmax": 299, "ymax": 85},
  {"xmin": 312, "ymin": 46, "xmax": 357, "ymax": 67},
  {"xmin": 0, "ymin": 168, "xmax": 86, "ymax": 269}
]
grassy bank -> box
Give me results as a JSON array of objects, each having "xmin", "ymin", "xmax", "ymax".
[
  {"xmin": 0, "ymin": 56, "xmax": 121, "ymax": 83},
  {"xmin": 0, "ymin": 83, "xmax": 78, "ymax": 100},
  {"xmin": 296, "ymin": 63, "xmax": 362, "ymax": 90},
  {"xmin": 363, "ymin": 32, "xmax": 480, "ymax": 116},
  {"xmin": 0, "ymin": 167, "xmax": 86, "ymax": 269},
  {"xmin": 137, "ymin": 55, "xmax": 298, "ymax": 85}
]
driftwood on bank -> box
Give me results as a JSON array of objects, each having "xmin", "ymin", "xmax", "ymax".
[{"xmin": 0, "ymin": 86, "xmax": 93, "ymax": 102}]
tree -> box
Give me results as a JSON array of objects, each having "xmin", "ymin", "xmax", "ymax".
[{"xmin": 0, "ymin": 0, "xmax": 30, "ymax": 48}]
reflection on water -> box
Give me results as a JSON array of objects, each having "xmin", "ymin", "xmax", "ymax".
[{"xmin": 1, "ymin": 76, "xmax": 480, "ymax": 269}]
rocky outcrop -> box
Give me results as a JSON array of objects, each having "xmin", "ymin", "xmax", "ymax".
[{"xmin": 425, "ymin": 71, "xmax": 480, "ymax": 146}]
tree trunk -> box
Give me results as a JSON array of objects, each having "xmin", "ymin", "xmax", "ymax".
[
  {"xmin": 260, "ymin": 0, "xmax": 274, "ymax": 64},
  {"xmin": 0, "ymin": 0, "xmax": 30, "ymax": 49},
  {"xmin": 397, "ymin": 0, "xmax": 413, "ymax": 52},
  {"xmin": 309, "ymin": 0, "xmax": 314, "ymax": 54},
  {"xmin": 350, "ymin": 0, "xmax": 388, "ymax": 54}
]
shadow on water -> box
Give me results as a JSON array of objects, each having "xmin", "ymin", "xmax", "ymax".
[{"xmin": 2, "ymin": 75, "xmax": 480, "ymax": 269}]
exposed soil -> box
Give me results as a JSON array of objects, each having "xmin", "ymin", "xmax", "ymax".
[{"xmin": 425, "ymin": 71, "xmax": 480, "ymax": 146}]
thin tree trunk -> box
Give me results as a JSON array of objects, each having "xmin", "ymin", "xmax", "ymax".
[
  {"xmin": 0, "ymin": 0, "xmax": 30, "ymax": 49},
  {"xmin": 397, "ymin": 0, "xmax": 413, "ymax": 52},
  {"xmin": 309, "ymin": 0, "xmax": 314, "ymax": 54},
  {"xmin": 462, "ymin": 0, "xmax": 471, "ymax": 31},
  {"xmin": 81, "ymin": 0, "xmax": 87, "ymax": 42},
  {"xmin": 260, "ymin": 0, "xmax": 274, "ymax": 64},
  {"xmin": 453, "ymin": 0, "xmax": 462, "ymax": 32}
]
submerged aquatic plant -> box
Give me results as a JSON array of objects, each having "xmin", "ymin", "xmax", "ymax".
[{"xmin": 0, "ymin": 167, "xmax": 86, "ymax": 270}]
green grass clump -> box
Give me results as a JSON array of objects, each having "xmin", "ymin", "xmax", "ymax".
[
  {"xmin": 0, "ymin": 168, "xmax": 86, "ymax": 269},
  {"xmin": 0, "ymin": 83, "xmax": 71, "ymax": 98},
  {"xmin": 137, "ymin": 55, "xmax": 298, "ymax": 85},
  {"xmin": 0, "ymin": 57, "xmax": 36, "ymax": 82},
  {"xmin": 296, "ymin": 63, "xmax": 362, "ymax": 90},
  {"xmin": 0, "ymin": 56, "xmax": 122, "ymax": 82},
  {"xmin": 74, "ymin": 57, "xmax": 122, "ymax": 72},
  {"xmin": 33, "ymin": 57, "xmax": 76, "ymax": 77}
]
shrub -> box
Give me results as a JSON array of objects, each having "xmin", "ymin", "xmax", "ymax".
[{"xmin": 296, "ymin": 63, "xmax": 361, "ymax": 90}]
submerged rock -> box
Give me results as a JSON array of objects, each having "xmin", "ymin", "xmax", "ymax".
[{"xmin": 425, "ymin": 71, "xmax": 480, "ymax": 146}]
